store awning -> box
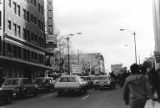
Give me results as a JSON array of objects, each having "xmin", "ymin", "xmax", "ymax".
[{"xmin": 0, "ymin": 55, "xmax": 53, "ymax": 70}]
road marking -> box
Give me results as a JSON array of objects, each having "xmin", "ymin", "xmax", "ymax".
[{"xmin": 81, "ymin": 95, "xmax": 89, "ymax": 100}]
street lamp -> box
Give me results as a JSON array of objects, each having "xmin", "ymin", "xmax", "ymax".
[
  {"xmin": 120, "ymin": 28, "xmax": 137, "ymax": 64},
  {"xmin": 65, "ymin": 32, "xmax": 82, "ymax": 75}
]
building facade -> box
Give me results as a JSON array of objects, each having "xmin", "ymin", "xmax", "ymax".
[
  {"xmin": 0, "ymin": 0, "xmax": 52, "ymax": 79},
  {"xmin": 70, "ymin": 53, "xmax": 106, "ymax": 75}
]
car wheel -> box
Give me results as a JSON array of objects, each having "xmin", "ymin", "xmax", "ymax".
[
  {"xmin": 22, "ymin": 91, "xmax": 27, "ymax": 98},
  {"xmin": 33, "ymin": 90, "xmax": 38, "ymax": 97},
  {"xmin": 83, "ymin": 89, "xmax": 87, "ymax": 93},
  {"xmin": 57, "ymin": 91, "xmax": 62, "ymax": 96},
  {"xmin": 6, "ymin": 95, "xmax": 13, "ymax": 104},
  {"xmin": 110, "ymin": 84, "xmax": 115, "ymax": 89},
  {"xmin": 95, "ymin": 86, "xmax": 99, "ymax": 90}
]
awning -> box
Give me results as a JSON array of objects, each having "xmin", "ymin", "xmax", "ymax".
[{"xmin": 0, "ymin": 55, "xmax": 53, "ymax": 70}]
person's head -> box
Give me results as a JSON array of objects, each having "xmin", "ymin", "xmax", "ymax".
[{"xmin": 130, "ymin": 63, "xmax": 140, "ymax": 74}]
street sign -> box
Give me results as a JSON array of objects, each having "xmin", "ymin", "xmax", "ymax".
[{"xmin": 71, "ymin": 64, "xmax": 83, "ymax": 74}]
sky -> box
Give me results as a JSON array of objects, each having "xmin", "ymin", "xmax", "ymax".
[{"xmin": 53, "ymin": 0, "xmax": 155, "ymax": 72}]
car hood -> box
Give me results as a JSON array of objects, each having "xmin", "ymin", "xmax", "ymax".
[
  {"xmin": 0, "ymin": 87, "xmax": 15, "ymax": 91},
  {"xmin": 1, "ymin": 85, "xmax": 19, "ymax": 89}
]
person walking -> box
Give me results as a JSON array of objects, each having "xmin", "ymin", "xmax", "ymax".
[
  {"xmin": 123, "ymin": 63, "xmax": 152, "ymax": 108},
  {"xmin": 148, "ymin": 68, "xmax": 160, "ymax": 102}
]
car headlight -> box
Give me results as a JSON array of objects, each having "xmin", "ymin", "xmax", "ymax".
[{"xmin": 107, "ymin": 81, "xmax": 111, "ymax": 84}]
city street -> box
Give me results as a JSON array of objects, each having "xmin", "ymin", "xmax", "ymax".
[{"xmin": 0, "ymin": 85, "xmax": 125, "ymax": 108}]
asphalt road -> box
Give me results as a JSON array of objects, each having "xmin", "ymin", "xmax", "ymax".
[{"xmin": 0, "ymin": 85, "xmax": 126, "ymax": 108}]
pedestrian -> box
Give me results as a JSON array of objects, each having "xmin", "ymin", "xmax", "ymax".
[
  {"xmin": 148, "ymin": 68, "xmax": 160, "ymax": 102},
  {"xmin": 123, "ymin": 63, "xmax": 152, "ymax": 108}
]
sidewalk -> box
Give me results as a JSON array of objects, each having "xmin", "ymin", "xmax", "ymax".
[{"xmin": 145, "ymin": 100, "xmax": 160, "ymax": 108}]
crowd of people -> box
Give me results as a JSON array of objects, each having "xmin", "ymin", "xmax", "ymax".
[{"xmin": 123, "ymin": 63, "xmax": 160, "ymax": 108}]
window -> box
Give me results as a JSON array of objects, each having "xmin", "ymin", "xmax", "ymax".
[
  {"xmin": 13, "ymin": 2, "xmax": 17, "ymax": 14},
  {"xmin": 34, "ymin": 16, "xmax": 36, "ymax": 24},
  {"xmin": 26, "ymin": 30, "xmax": 30, "ymax": 41},
  {"xmin": 7, "ymin": 43, "xmax": 12, "ymax": 54},
  {"xmin": 17, "ymin": 25, "xmax": 21, "ymax": 37},
  {"xmin": 17, "ymin": 5, "xmax": 20, "ymax": 16},
  {"xmin": 27, "ymin": 11, "xmax": 29, "ymax": 22},
  {"xmin": 31, "ymin": 14, "xmax": 33, "ymax": 22},
  {"xmin": 17, "ymin": 46, "xmax": 21, "ymax": 58},
  {"xmin": 23, "ymin": 79, "xmax": 31, "ymax": 84},
  {"xmin": 31, "ymin": 0, "xmax": 33, "ymax": 4},
  {"xmin": 34, "ymin": 0, "xmax": 36, "ymax": 7},
  {"xmin": 68, "ymin": 77, "xmax": 76, "ymax": 82},
  {"xmin": 13, "ymin": 23, "xmax": 17, "ymax": 36},
  {"xmin": 0, "ymin": 11, "xmax": 1, "ymax": 27},
  {"xmin": 4, "ymin": 79, "xmax": 19, "ymax": 85},
  {"xmin": 8, "ymin": 20, "xmax": 11, "ymax": 30},
  {"xmin": 23, "ymin": 9, "xmax": 26, "ymax": 20},
  {"xmin": 38, "ymin": 3, "xmax": 40, "ymax": 13},
  {"xmin": 41, "ymin": 6, "xmax": 43, "ymax": 14},
  {"xmin": 23, "ymin": 28, "xmax": 26, "ymax": 40},
  {"xmin": 8, "ymin": 0, "xmax": 11, "ymax": 7}
]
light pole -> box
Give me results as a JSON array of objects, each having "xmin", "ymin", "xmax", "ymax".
[
  {"xmin": 120, "ymin": 29, "xmax": 137, "ymax": 64},
  {"xmin": 65, "ymin": 32, "xmax": 82, "ymax": 75}
]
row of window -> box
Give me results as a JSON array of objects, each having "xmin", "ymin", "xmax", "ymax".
[
  {"xmin": 23, "ymin": 0, "xmax": 44, "ymax": 15},
  {"xmin": 9, "ymin": 0, "xmax": 44, "ymax": 31},
  {"xmin": 5, "ymin": 42, "xmax": 45, "ymax": 64},
  {"xmin": 8, "ymin": 20, "xmax": 45, "ymax": 47}
]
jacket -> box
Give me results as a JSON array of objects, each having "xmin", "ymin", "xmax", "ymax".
[{"xmin": 123, "ymin": 74, "xmax": 152, "ymax": 105}]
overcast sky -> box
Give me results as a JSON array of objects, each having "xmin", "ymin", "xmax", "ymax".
[{"xmin": 53, "ymin": 0, "xmax": 155, "ymax": 72}]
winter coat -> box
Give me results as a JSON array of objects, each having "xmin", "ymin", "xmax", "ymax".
[{"xmin": 123, "ymin": 74, "xmax": 152, "ymax": 105}]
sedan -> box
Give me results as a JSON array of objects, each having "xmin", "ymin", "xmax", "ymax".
[
  {"xmin": 54, "ymin": 75, "xmax": 87, "ymax": 96},
  {"xmin": 0, "ymin": 87, "xmax": 16, "ymax": 104},
  {"xmin": 94, "ymin": 75, "xmax": 116, "ymax": 90},
  {"xmin": 1, "ymin": 78, "xmax": 38, "ymax": 98}
]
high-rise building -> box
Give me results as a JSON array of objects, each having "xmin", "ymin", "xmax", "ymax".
[{"xmin": 0, "ymin": 0, "xmax": 52, "ymax": 79}]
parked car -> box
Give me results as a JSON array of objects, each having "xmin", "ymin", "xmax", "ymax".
[
  {"xmin": 94, "ymin": 75, "xmax": 116, "ymax": 90},
  {"xmin": 34, "ymin": 77, "xmax": 55, "ymax": 92},
  {"xmin": 54, "ymin": 75, "xmax": 87, "ymax": 95},
  {"xmin": 1, "ymin": 78, "xmax": 38, "ymax": 98},
  {"xmin": 80, "ymin": 76, "xmax": 93, "ymax": 89},
  {"xmin": 0, "ymin": 87, "xmax": 16, "ymax": 104}
]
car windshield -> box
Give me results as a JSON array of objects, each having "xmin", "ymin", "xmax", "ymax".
[
  {"xmin": 4, "ymin": 79, "xmax": 19, "ymax": 86},
  {"xmin": 98, "ymin": 76, "xmax": 110, "ymax": 80},
  {"xmin": 59, "ymin": 77, "xmax": 77, "ymax": 82},
  {"xmin": 36, "ymin": 79, "xmax": 45, "ymax": 83},
  {"xmin": 23, "ymin": 79, "xmax": 32, "ymax": 84}
]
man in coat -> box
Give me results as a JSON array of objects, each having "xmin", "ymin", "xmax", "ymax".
[{"xmin": 123, "ymin": 63, "xmax": 152, "ymax": 108}]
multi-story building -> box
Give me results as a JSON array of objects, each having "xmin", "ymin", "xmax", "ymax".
[
  {"xmin": 69, "ymin": 53, "xmax": 106, "ymax": 75},
  {"xmin": 0, "ymin": 0, "xmax": 52, "ymax": 79}
]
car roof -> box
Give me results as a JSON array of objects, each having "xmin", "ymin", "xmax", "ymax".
[
  {"xmin": 98, "ymin": 75, "xmax": 110, "ymax": 77},
  {"xmin": 5, "ymin": 78, "xmax": 29, "ymax": 80},
  {"xmin": 35, "ymin": 77, "xmax": 53, "ymax": 79},
  {"xmin": 60, "ymin": 75, "xmax": 79, "ymax": 77}
]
